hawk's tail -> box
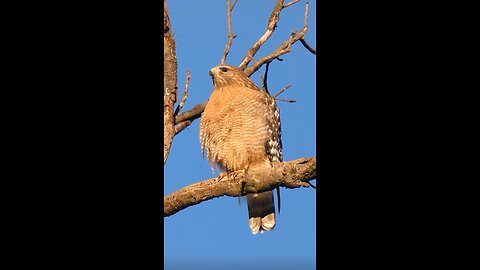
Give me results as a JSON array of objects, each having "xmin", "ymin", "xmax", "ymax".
[{"xmin": 247, "ymin": 191, "xmax": 275, "ymax": 234}]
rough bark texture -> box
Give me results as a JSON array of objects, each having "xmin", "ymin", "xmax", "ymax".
[
  {"xmin": 164, "ymin": 0, "xmax": 177, "ymax": 165},
  {"xmin": 164, "ymin": 156, "xmax": 316, "ymax": 217}
]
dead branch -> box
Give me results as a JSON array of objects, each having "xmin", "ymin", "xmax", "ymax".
[
  {"xmin": 172, "ymin": 100, "xmax": 207, "ymax": 137},
  {"xmin": 300, "ymin": 37, "xmax": 316, "ymax": 55},
  {"xmin": 275, "ymin": 97, "xmax": 296, "ymax": 103},
  {"xmin": 164, "ymin": 156, "xmax": 316, "ymax": 217},
  {"xmin": 273, "ymin": 84, "xmax": 296, "ymax": 102},
  {"xmin": 221, "ymin": 0, "xmax": 238, "ymax": 64},
  {"xmin": 174, "ymin": 70, "xmax": 191, "ymax": 117},
  {"xmin": 174, "ymin": 100, "xmax": 207, "ymax": 125},
  {"xmin": 283, "ymin": 0, "xmax": 301, "ymax": 8},
  {"xmin": 175, "ymin": 120, "xmax": 192, "ymax": 135},
  {"xmin": 273, "ymin": 84, "xmax": 292, "ymax": 97},
  {"xmin": 172, "ymin": 74, "xmax": 197, "ymax": 136},
  {"xmin": 243, "ymin": 1, "xmax": 309, "ymax": 76},
  {"xmin": 171, "ymin": 1, "xmax": 310, "ymax": 131},
  {"xmin": 239, "ymin": 0, "xmax": 293, "ymax": 70},
  {"xmin": 164, "ymin": 0, "xmax": 178, "ymax": 165},
  {"xmin": 261, "ymin": 62, "xmax": 271, "ymax": 93}
]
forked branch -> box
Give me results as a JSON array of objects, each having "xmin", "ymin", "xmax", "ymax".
[
  {"xmin": 174, "ymin": 101, "xmax": 207, "ymax": 125},
  {"xmin": 167, "ymin": 0, "xmax": 313, "ymax": 143},
  {"xmin": 239, "ymin": 0, "xmax": 292, "ymax": 71},
  {"xmin": 243, "ymin": 1, "xmax": 310, "ymax": 77}
]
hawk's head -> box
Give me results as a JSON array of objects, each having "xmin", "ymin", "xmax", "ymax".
[{"xmin": 209, "ymin": 64, "xmax": 258, "ymax": 90}]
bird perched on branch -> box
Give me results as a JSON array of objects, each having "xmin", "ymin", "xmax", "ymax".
[{"xmin": 200, "ymin": 64, "xmax": 283, "ymax": 234}]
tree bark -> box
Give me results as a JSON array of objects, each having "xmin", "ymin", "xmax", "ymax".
[
  {"xmin": 164, "ymin": 156, "xmax": 316, "ymax": 217},
  {"xmin": 163, "ymin": 0, "xmax": 178, "ymax": 165}
]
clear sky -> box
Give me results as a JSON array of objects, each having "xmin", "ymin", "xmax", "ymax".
[{"xmin": 164, "ymin": 1, "xmax": 316, "ymax": 269}]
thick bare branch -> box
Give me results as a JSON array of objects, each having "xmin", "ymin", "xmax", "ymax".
[
  {"xmin": 174, "ymin": 120, "xmax": 192, "ymax": 135},
  {"xmin": 221, "ymin": 0, "xmax": 238, "ymax": 64},
  {"xmin": 164, "ymin": 156, "xmax": 316, "ymax": 217},
  {"xmin": 174, "ymin": 101, "xmax": 207, "ymax": 125},
  {"xmin": 164, "ymin": 0, "xmax": 178, "ymax": 165}
]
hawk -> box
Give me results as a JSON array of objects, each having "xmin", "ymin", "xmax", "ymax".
[{"xmin": 199, "ymin": 64, "xmax": 283, "ymax": 234}]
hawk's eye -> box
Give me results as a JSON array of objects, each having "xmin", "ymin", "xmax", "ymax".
[{"xmin": 220, "ymin": 67, "xmax": 228, "ymax": 72}]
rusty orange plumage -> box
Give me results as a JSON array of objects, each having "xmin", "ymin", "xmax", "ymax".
[{"xmin": 200, "ymin": 64, "xmax": 282, "ymax": 234}]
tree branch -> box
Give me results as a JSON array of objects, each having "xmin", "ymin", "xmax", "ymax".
[
  {"xmin": 243, "ymin": 1, "xmax": 309, "ymax": 76},
  {"xmin": 174, "ymin": 100, "xmax": 207, "ymax": 125},
  {"xmin": 261, "ymin": 61, "xmax": 271, "ymax": 93},
  {"xmin": 173, "ymin": 100, "xmax": 207, "ymax": 136},
  {"xmin": 174, "ymin": 120, "xmax": 192, "ymax": 135},
  {"xmin": 300, "ymin": 37, "xmax": 316, "ymax": 55},
  {"xmin": 164, "ymin": 0, "xmax": 178, "ymax": 166},
  {"xmin": 171, "ymin": 1, "xmax": 311, "ymax": 131},
  {"xmin": 283, "ymin": 0, "xmax": 301, "ymax": 8},
  {"xmin": 238, "ymin": 0, "xmax": 287, "ymax": 71},
  {"xmin": 221, "ymin": 0, "xmax": 238, "ymax": 64},
  {"xmin": 273, "ymin": 84, "xmax": 296, "ymax": 102},
  {"xmin": 164, "ymin": 156, "xmax": 316, "ymax": 217},
  {"xmin": 174, "ymin": 70, "xmax": 191, "ymax": 117},
  {"xmin": 273, "ymin": 84, "xmax": 292, "ymax": 97}
]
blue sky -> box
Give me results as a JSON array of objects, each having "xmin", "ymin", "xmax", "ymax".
[{"xmin": 164, "ymin": 1, "xmax": 316, "ymax": 269}]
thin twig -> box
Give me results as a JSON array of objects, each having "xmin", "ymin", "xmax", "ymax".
[
  {"xmin": 262, "ymin": 62, "xmax": 271, "ymax": 93},
  {"xmin": 221, "ymin": 0, "xmax": 238, "ymax": 64},
  {"xmin": 275, "ymin": 97, "xmax": 296, "ymax": 103},
  {"xmin": 174, "ymin": 70, "xmax": 191, "ymax": 117},
  {"xmin": 259, "ymin": 72, "xmax": 265, "ymax": 90},
  {"xmin": 300, "ymin": 38, "xmax": 316, "ymax": 55},
  {"xmin": 273, "ymin": 84, "xmax": 292, "ymax": 97},
  {"xmin": 283, "ymin": 0, "xmax": 301, "ymax": 8},
  {"xmin": 231, "ymin": 0, "xmax": 238, "ymax": 11},
  {"xmin": 304, "ymin": 1, "xmax": 309, "ymax": 27}
]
